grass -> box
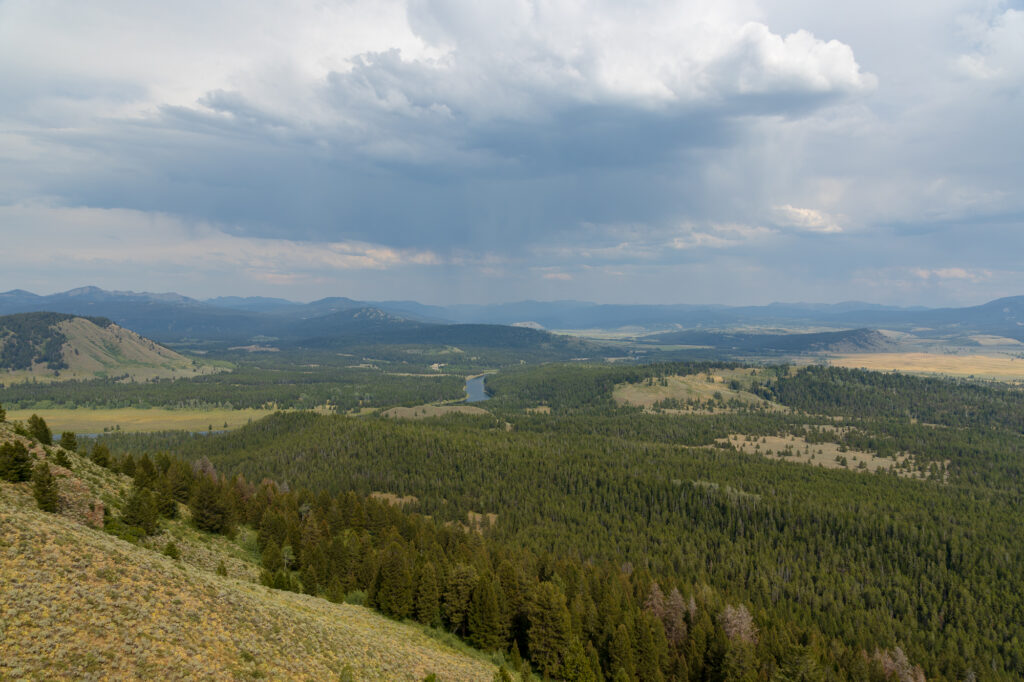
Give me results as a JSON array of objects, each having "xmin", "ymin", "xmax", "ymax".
[
  {"xmin": 718, "ymin": 432, "xmax": 939, "ymax": 479},
  {"xmin": 5, "ymin": 407, "xmax": 278, "ymax": 433},
  {"xmin": 381, "ymin": 404, "xmax": 491, "ymax": 419},
  {"xmin": 613, "ymin": 367, "xmax": 782, "ymax": 412},
  {"xmin": 828, "ymin": 352, "xmax": 1024, "ymax": 378}
]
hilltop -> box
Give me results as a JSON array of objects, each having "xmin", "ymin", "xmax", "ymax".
[
  {"xmin": 0, "ymin": 312, "xmax": 220, "ymax": 383},
  {"xmin": 0, "ymin": 419, "xmax": 498, "ymax": 680}
]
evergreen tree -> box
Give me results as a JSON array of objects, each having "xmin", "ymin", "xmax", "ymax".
[
  {"xmin": 90, "ymin": 442, "xmax": 111, "ymax": 468},
  {"xmin": 27, "ymin": 414, "xmax": 52, "ymax": 445},
  {"xmin": 32, "ymin": 461, "xmax": 59, "ymax": 512},
  {"xmin": 52, "ymin": 447, "xmax": 72, "ymax": 469},
  {"xmin": 414, "ymin": 561, "xmax": 441, "ymax": 626},
  {"xmin": 0, "ymin": 440, "xmax": 33, "ymax": 482},
  {"xmin": 469, "ymin": 575, "xmax": 506, "ymax": 651},
  {"xmin": 0, "ymin": 401, "xmax": 5, "ymax": 422},
  {"xmin": 122, "ymin": 485, "xmax": 159, "ymax": 535},
  {"xmin": 443, "ymin": 563, "xmax": 479, "ymax": 635},
  {"xmin": 492, "ymin": 667, "xmax": 514, "ymax": 682},
  {"xmin": 165, "ymin": 460, "xmax": 193, "ymax": 502},
  {"xmin": 528, "ymin": 581, "xmax": 573, "ymax": 678},
  {"xmin": 635, "ymin": 612, "xmax": 667, "ymax": 682},
  {"xmin": 560, "ymin": 636, "xmax": 600, "ymax": 682},
  {"xmin": 261, "ymin": 540, "xmax": 285, "ymax": 573},
  {"xmin": 189, "ymin": 477, "xmax": 232, "ymax": 534},
  {"xmin": 134, "ymin": 453, "xmax": 157, "ymax": 488},
  {"xmin": 58, "ymin": 431, "xmax": 77, "ymax": 452},
  {"xmin": 721, "ymin": 642, "xmax": 758, "ymax": 682},
  {"xmin": 375, "ymin": 541, "xmax": 414, "ymax": 619},
  {"xmin": 608, "ymin": 623, "xmax": 636, "ymax": 681},
  {"xmin": 155, "ymin": 478, "xmax": 179, "ymax": 518}
]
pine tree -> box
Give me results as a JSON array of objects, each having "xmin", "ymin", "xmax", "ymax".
[
  {"xmin": 414, "ymin": 561, "xmax": 441, "ymax": 626},
  {"xmin": 189, "ymin": 477, "xmax": 232, "ymax": 534},
  {"xmin": 608, "ymin": 623, "xmax": 636, "ymax": 681},
  {"xmin": 261, "ymin": 541, "xmax": 285, "ymax": 573},
  {"xmin": 721, "ymin": 642, "xmax": 758, "ymax": 682},
  {"xmin": 32, "ymin": 461, "xmax": 59, "ymax": 512},
  {"xmin": 0, "ymin": 440, "xmax": 33, "ymax": 482},
  {"xmin": 122, "ymin": 485, "xmax": 159, "ymax": 535},
  {"xmin": 375, "ymin": 541, "xmax": 414, "ymax": 619},
  {"xmin": 165, "ymin": 460, "xmax": 193, "ymax": 502},
  {"xmin": 528, "ymin": 581, "xmax": 573, "ymax": 678},
  {"xmin": 155, "ymin": 478, "xmax": 179, "ymax": 519},
  {"xmin": 635, "ymin": 612, "xmax": 667, "ymax": 682},
  {"xmin": 58, "ymin": 431, "xmax": 78, "ymax": 452},
  {"xmin": 443, "ymin": 563, "xmax": 479, "ymax": 635},
  {"xmin": 469, "ymin": 575, "xmax": 507, "ymax": 651},
  {"xmin": 27, "ymin": 414, "xmax": 52, "ymax": 445},
  {"xmin": 90, "ymin": 442, "xmax": 111, "ymax": 468},
  {"xmin": 492, "ymin": 668, "xmax": 514, "ymax": 682},
  {"xmin": 560, "ymin": 636, "xmax": 600, "ymax": 682},
  {"xmin": 0, "ymin": 401, "xmax": 5, "ymax": 422},
  {"xmin": 134, "ymin": 453, "xmax": 157, "ymax": 489}
]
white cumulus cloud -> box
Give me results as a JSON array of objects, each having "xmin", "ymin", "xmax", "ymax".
[{"xmin": 772, "ymin": 205, "xmax": 843, "ymax": 233}]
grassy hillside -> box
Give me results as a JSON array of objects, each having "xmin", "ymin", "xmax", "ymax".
[
  {"xmin": 0, "ymin": 421, "xmax": 497, "ymax": 680},
  {"xmin": 0, "ymin": 312, "xmax": 222, "ymax": 383}
]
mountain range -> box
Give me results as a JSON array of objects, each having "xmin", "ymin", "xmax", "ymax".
[{"xmin": 2, "ymin": 286, "xmax": 1024, "ymax": 345}]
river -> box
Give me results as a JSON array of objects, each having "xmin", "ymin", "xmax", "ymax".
[{"xmin": 465, "ymin": 374, "xmax": 490, "ymax": 402}]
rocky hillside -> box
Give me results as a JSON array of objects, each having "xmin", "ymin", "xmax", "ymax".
[
  {"xmin": 0, "ymin": 419, "xmax": 498, "ymax": 680},
  {"xmin": 0, "ymin": 312, "xmax": 219, "ymax": 382}
]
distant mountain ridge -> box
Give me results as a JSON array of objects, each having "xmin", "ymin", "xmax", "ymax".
[
  {"xmin": 641, "ymin": 328, "xmax": 898, "ymax": 354},
  {"xmin": 0, "ymin": 288, "xmax": 587, "ymax": 353},
  {"xmin": 2, "ymin": 287, "xmax": 1023, "ymax": 344}
]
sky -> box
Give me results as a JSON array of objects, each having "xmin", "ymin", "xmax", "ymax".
[{"xmin": 1, "ymin": 0, "xmax": 1022, "ymax": 306}]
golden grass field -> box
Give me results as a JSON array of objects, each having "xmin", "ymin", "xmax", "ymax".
[
  {"xmin": 5, "ymin": 407, "xmax": 278, "ymax": 433},
  {"xmin": 613, "ymin": 367, "xmax": 781, "ymax": 412},
  {"xmin": 718, "ymin": 433, "xmax": 940, "ymax": 479},
  {"xmin": 829, "ymin": 352, "xmax": 1024, "ymax": 378},
  {"xmin": 381, "ymin": 404, "xmax": 491, "ymax": 420}
]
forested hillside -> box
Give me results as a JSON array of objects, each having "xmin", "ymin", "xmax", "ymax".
[
  {"xmin": 0, "ymin": 417, "xmax": 499, "ymax": 680},
  {"xmin": 0, "ymin": 312, "xmax": 213, "ymax": 382},
  {"xmin": 98, "ymin": 362, "xmax": 1024, "ymax": 680}
]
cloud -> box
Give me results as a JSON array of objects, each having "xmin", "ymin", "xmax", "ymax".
[
  {"xmin": 772, "ymin": 204, "xmax": 842, "ymax": 233},
  {"xmin": 670, "ymin": 222, "xmax": 775, "ymax": 249},
  {"xmin": 0, "ymin": 203, "xmax": 441, "ymax": 275},
  {"xmin": 911, "ymin": 267, "xmax": 991, "ymax": 283},
  {"xmin": 954, "ymin": 9, "xmax": 1024, "ymax": 82},
  {"xmin": 542, "ymin": 272, "xmax": 572, "ymax": 281}
]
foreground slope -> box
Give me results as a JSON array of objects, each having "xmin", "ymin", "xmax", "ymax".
[{"xmin": 0, "ymin": 424, "xmax": 496, "ymax": 680}]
